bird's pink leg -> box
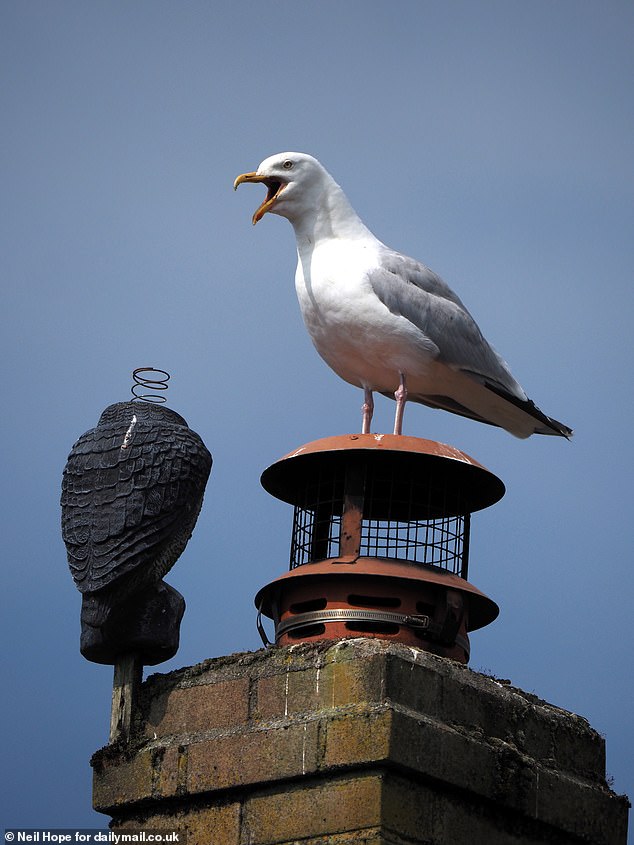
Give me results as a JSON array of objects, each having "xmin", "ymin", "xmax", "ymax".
[
  {"xmin": 361, "ymin": 387, "xmax": 374, "ymax": 434},
  {"xmin": 393, "ymin": 373, "xmax": 408, "ymax": 435}
]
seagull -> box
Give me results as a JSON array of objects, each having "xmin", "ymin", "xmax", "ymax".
[{"xmin": 234, "ymin": 152, "xmax": 572, "ymax": 439}]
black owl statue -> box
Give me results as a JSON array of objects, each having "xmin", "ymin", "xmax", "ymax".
[{"xmin": 61, "ymin": 400, "xmax": 212, "ymax": 665}]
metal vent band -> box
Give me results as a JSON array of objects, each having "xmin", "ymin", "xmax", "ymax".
[
  {"xmin": 275, "ymin": 608, "xmax": 469, "ymax": 654},
  {"xmin": 277, "ymin": 608, "xmax": 430, "ymax": 635}
]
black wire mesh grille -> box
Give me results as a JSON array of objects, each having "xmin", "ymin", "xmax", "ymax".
[
  {"xmin": 290, "ymin": 508, "xmax": 467, "ymax": 573},
  {"xmin": 288, "ymin": 460, "xmax": 470, "ymax": 577}
]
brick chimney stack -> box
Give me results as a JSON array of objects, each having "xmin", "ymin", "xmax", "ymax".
[{"xmin": 93, "ymin": 639, "xmax": 628, "ymax": 843}]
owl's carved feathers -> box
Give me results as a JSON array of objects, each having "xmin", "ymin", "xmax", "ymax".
[{"xmin": 61, "ymin": 401, "xmax": 212, "ymax": 622}]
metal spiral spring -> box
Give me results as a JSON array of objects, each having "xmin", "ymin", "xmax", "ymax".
[{"xmin": 131, "ymin": 367, "xmax": 171, "ymax": 403}]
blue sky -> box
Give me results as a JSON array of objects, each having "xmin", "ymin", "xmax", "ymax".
[{"xmin": 2, "ymin": 0, "xmax": 632, "ymax": 835}]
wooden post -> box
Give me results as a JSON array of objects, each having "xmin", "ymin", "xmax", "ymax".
[{"xmin": 109, "ymin": 653, "xmax": 142, "ymax": 743}]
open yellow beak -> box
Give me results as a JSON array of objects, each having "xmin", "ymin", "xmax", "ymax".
[{"xmin": 234, "ymin": 171, "xmax": 285, "ymax": 225}]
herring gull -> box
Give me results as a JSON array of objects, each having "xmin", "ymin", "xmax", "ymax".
[{"xmin": 234, "ymin": 152, "xmax": 572, "ymax": 439}]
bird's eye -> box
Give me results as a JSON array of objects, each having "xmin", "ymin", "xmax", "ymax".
[{"xmin": 282, "ymin": 160, "xmax": 294, "ymax": 170}]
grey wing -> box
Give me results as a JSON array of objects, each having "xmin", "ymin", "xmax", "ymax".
[
  {"xmin": 61, "ymin": 421, "xmax": 212, "ymax": 594},
  {"xmin": 370, "ymin": 249, "xmax": 527, "ymax": 400}
]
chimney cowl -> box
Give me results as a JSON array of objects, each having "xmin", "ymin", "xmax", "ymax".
[{"xmin": 256, "ymin": 434, "xmax": 503, "ymax": 663}]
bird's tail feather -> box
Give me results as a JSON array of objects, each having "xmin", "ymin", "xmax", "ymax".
[
  {"xmin": 407, "ymin": 374, "xmax": 572, "ymax": 439},
  {"xmin": 483, "ymin": 381, "xmax": 573, "ymax": 439}
]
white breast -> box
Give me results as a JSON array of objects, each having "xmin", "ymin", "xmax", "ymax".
[{"xmin": 294, "ymin": 238, "xmax": 438, "ymax": 393}]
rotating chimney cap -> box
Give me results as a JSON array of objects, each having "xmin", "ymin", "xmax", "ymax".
[{"xmin": 260, "ymin": 434, "xmax": 505, "ymax": 519}]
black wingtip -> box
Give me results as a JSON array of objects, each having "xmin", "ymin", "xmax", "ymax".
[{"xmin": 484, "ymin": 382, "xmax": 573, "ymax": 439}]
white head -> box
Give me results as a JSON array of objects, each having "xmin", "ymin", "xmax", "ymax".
[{"xmin": 234, "ymin": 152, "xmax": 335, "ymax": 225}]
